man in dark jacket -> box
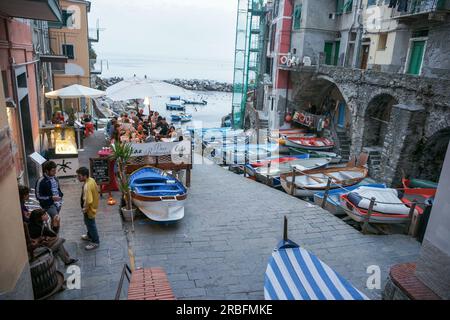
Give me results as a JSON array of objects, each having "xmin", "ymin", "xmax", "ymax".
[{"xmin": 35, "ymin": 161, "xmax": 64, "ymax": 218}]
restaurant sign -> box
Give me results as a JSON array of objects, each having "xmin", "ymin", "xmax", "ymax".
[
  {"xmin": 130, "ymin": 141, "xmax": 191, "ymax": 163},
  {"xmin": 293, "ymin": 111, "xmax": 316, "ymax": 128}
]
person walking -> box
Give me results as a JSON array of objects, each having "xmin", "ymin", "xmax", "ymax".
[
  {"xmin": 76, "ymin": 167, "xmax": 100, "ymax": 251},
  {"xmin": 35, "ymin": 161, "xmax": 63, "ymax": 219}
]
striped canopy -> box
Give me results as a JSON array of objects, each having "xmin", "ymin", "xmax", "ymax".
[{"xmin": 264, "ymin": 245, "xmax": 369, "ymax": 300}]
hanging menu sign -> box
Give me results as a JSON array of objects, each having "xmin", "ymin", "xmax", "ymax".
[{"xmin": 90, "ymin": 157, "xmax": 110, "ymax": 185}]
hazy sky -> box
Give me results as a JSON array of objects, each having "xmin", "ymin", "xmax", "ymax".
[{"xmin": 88, "ymin": 0, "xmax": 238, "ymax": 81}]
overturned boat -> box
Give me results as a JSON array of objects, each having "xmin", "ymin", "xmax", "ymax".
[
  {"xmin": 280, "ymin": 166, "xmax": 368, "ymax": 197},
  {"xmin": 129, "ymin": 166, "xmax": 187, "ymax": 222}
]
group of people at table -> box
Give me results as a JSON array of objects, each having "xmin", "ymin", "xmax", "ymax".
[{"xmin": 107, "ymin": 109, "xmax": 180, "ymax": 144}]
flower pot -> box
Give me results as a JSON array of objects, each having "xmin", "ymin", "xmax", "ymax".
[{"xmin": 121, "ymin": 207, "xmax": 136, "ymax": 222}]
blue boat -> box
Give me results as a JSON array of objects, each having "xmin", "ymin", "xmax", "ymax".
[
  {"xmin": 313, "ymin": 183, "xmax": 386, "ymax": 215},
  {"xmin": 171, "ymin": 113, "xmax": 192, "ymax": 122},
  {"xmin": 264, "ymin": 217, "xmax": 369, "ymax": 300},
  {"xmin": 170, "ymin": 96, "xmax": 181, "ymax": 101},
  {"xmin": 166, "ymin": 103, "xmax": 185, "ymax": 111},
  {"xmin": 129, "ymin": 166, "xmax": 187, "ymax": 222}
]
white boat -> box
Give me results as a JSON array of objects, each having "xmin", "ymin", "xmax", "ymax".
[
  {"xmin": 129, "ymin": 167, "xmax": 187, "ymax": 222},
  {"xmin": 339, "ymin": 187, "xmax": 428, "ymax": 224},
  {"xmin": 280, "ymin": 166, "xmax": 368, "ymax": 197}
]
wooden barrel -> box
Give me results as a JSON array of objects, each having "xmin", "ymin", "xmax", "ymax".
[{"xmin": 30, "ymin": 248, "xmax": 59, "ymax": 300}]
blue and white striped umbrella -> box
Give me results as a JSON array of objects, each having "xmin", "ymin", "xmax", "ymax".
[{"xmin": 264, "ymin": 243, "xmax": 369, "ymax": 300}]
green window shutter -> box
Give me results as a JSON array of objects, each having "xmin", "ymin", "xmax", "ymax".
[
  {"xmin": 343, "ymin": 0, "xmax": 353, "ymax": 13},
  {"xmin": 293, "ymin": 4, "xmax": 302, "ymax": 30}
]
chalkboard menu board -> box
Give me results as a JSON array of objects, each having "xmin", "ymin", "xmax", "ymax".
[{"xmin": 90, "ymin": 158, "xmax": 110, "ymax": 185}]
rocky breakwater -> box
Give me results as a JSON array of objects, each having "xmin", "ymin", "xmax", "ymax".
[{"xmin": 165, "ymin": 79, "xmax": 232, "ymax": 92}]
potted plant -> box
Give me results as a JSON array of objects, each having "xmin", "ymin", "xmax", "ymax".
[{"xmin": 111, "ymin": 140, "xmax": 136, "ymax": 223}]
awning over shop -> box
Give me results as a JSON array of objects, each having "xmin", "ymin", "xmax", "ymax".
[{"xmin": 0, "ymin": 0, "xmax": 62, "ymax": 22}]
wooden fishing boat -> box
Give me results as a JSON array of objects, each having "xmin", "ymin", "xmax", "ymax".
[
  {"xmin": 402, "ymin": 178, "xmax": 438, "ymax": 190},
  {"xmin": 129, "ymin": 166, "xmax": 187, "ymax": 222},
  {"xmin": 289, "ymin": 147, "xmax": 342, "ymax": 164},
  {"xmin": 339, "ymin": 186, "xmax": 434, "ymax": 224},
  {"xmin": 285, "ymin": 136, "xmax": 334, "ymax": 150},
  {"xmin": 313, "ymin": 183, "xmax": 386, "ymax": 215},
  {"xmin": 166, "ymin": 103, "xmax": 185, "ymax": 111},
  {"xmin": 280, "ymin": 166, "xmax": 368, "ymax": 197},
  {"xmin": 245, "ymin": 157, "xmax": 330, "ymax": 188},
  {"xmin": 264, "ymin": 217, "xmax": 369, "ymax": 300}
]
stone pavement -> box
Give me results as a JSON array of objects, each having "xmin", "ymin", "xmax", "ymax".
[
  {"xmin": 51, "ymin": 132, "xmax": 421, "ymax": 300},
  {"xmin": 51, "ymin": 131, "xmax": 129, "ymax": 300}
]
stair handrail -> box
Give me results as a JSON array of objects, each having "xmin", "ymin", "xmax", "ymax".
[{"xmin": 115, "ymin": 264, "xmax": 132, "ymax": 300}]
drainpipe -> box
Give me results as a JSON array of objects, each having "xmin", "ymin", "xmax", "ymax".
[
  {"xmin": 284, "ymin": 0, "xmax": 295, "ymax": 121},
  {"xmin": 352, "ymin": 0, "xmax": 364, "ymax": 68}
]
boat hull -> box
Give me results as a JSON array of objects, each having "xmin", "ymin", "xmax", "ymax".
[{"xmin": 132, "ymin": 195, "xmax": 186, "ymax": 222}]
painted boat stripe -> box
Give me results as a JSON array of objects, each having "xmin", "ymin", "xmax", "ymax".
[
  {"xmin": 285, "ymin": 249, "xmax": 319, "ymax": 300},
  {"xmin": 269, "ymin": 256, "xmax": 295, "ymax": 299},
  {"xmin": 277, "ymin": 250, "xmax": 312, "ymax": 299},
  {"xmin": 272, "ymin": 252, "xmax": 304, "ymax": 299},
  {"xmin": 294, "ymin": 248, "xmax": 336, "ymax": 299},
  {"xmin": 291, "ymin": 248, "xmax": 330, "ymax": 299},
  {"xmin": 306, "ymin": 251, "xmax": 344, "ymax": 299},
  {"xmin": 264, "ymin": 273, "xmax": 278, "ymax": 300},
  {"xmin": 266, "ymin": 264, "xmax": 288, "ymax": 300}
]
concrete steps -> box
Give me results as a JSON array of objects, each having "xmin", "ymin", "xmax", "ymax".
[
  {"xmin": 363, "ymin": 146, "xmax": 383, "ymax": 179},
  {"xmin": 336, "ymin": 130, "xmax": 351, "ymax": 162}
]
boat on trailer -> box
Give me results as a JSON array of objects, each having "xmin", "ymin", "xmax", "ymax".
[
  {"xmin": 264, "ymin": 217, "xmax": 369, "ymax": 300},
  {"xmin": 129, "ymin": 166, "xmax": 187, "ymax": 222},
  {"xmin": 340, "ymin": 186, "xmax": 435, "ymax": 224},
  {"xmin": 280, "ymin": 166, "xmax": 368, "ymax": 197},
  {"xmin": 313, "ymin": 183, "xmax": 387, "ymax": 215}
]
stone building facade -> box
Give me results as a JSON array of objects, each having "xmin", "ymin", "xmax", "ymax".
[{"xmin": 252, "ymin": 0, "xmax": 450, "ymax": 185}]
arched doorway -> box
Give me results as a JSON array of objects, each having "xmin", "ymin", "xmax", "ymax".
[
  {"xmin": 363, "ymin": 94, "xmax": 397, "ymax": 148},
  {"xmin": 417, "ymin": 128, "xmax": 450, "ymax": 182}
]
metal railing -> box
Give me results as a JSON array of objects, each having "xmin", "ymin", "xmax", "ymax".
[
  {"xmin": 115, "ymin": 264, "xmax": 132, "ymax": 300},
  {"xmin": 391, "ymin": 0, "xmax": 447, "ymax": 18}
]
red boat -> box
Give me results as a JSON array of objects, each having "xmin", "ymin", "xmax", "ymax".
[
  {"xmin": 340, "ymin": 187, "xmax": 435, "ymax": 224},
  {"xmin": 250, "ymin": 154, "xmax": 309, "ymax": 168},
  {"xmin": 285, "ymin": 137, "xmax": 334, "ymax": 150}
]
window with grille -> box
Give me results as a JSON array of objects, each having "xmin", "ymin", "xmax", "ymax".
[{"xmin": 62, "ymin": 44, "xmax": 75, "ymax": 59}]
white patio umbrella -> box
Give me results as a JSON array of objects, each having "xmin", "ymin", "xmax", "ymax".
[
  {"xmin": 106, "ymin": 76, "xmax": 194, "ymax": 101},
  {"xmin": 45, "ymin": 84, "xmax": 106, "ymax": 99}
]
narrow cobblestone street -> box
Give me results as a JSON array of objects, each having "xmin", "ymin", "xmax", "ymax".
[{"xmin": 51, "ymin": 131, "xmax": 421, "ymax": 300}]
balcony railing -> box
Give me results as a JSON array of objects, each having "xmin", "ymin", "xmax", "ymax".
[{"xmin": 391, "ymin": 0, "xmax": 449, "ymax": 19}]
